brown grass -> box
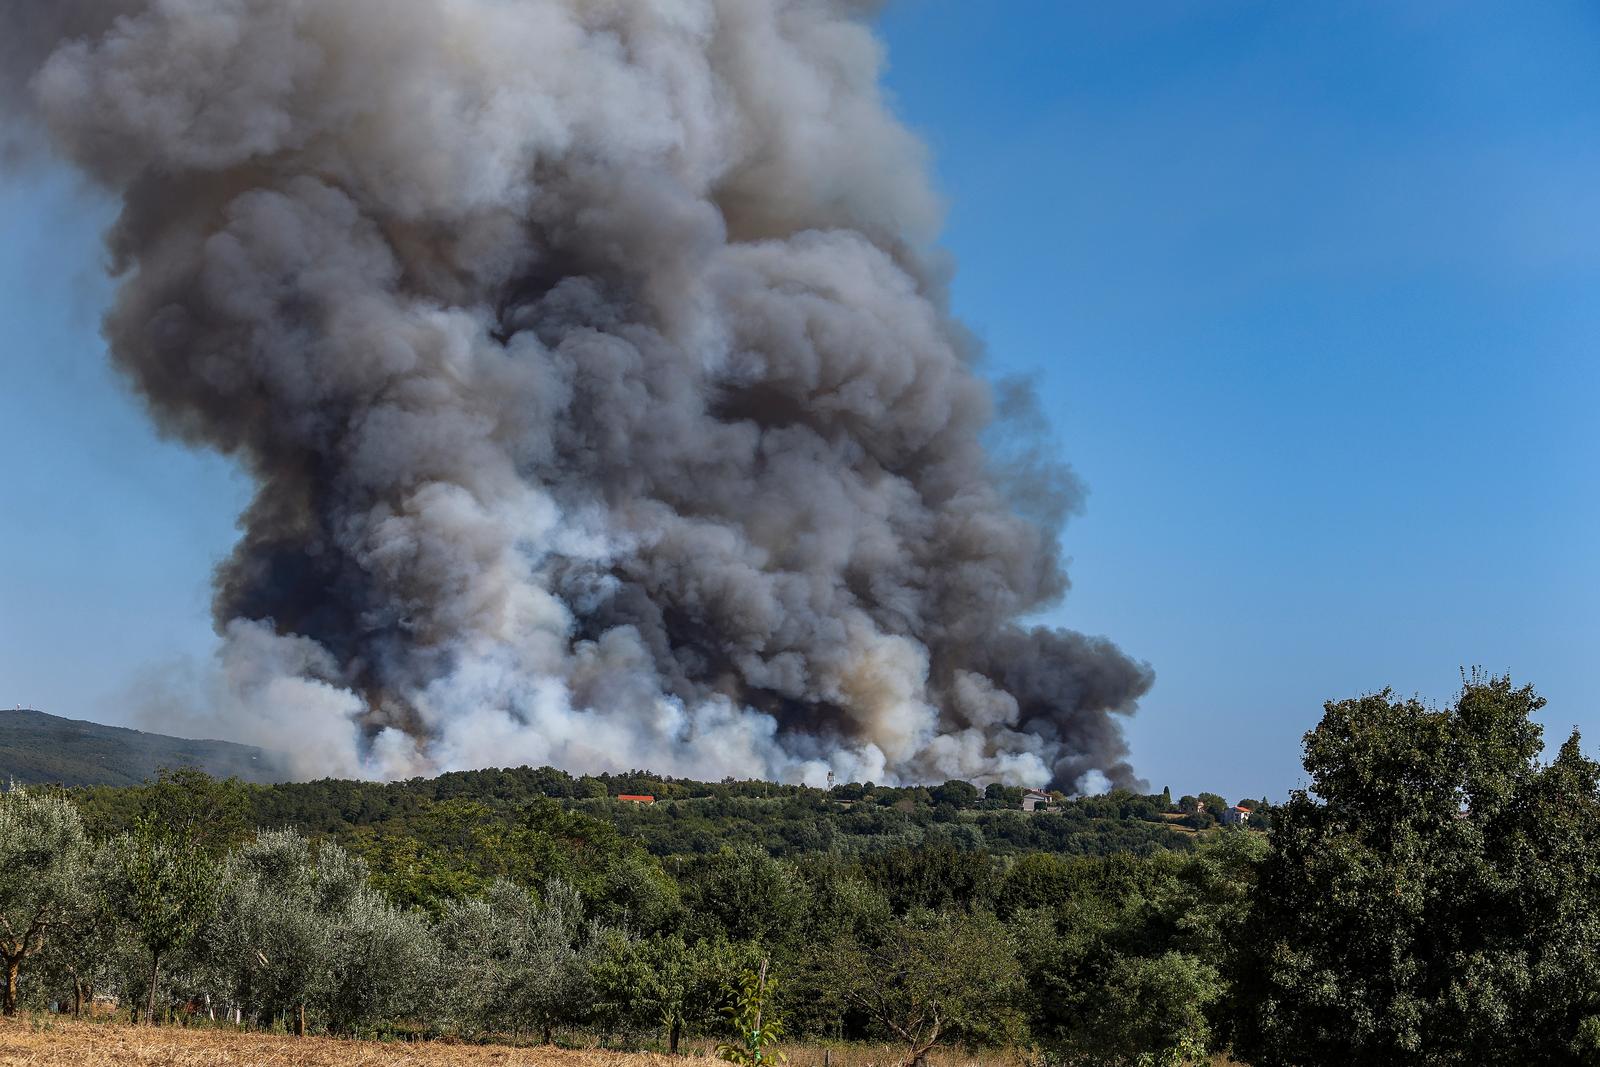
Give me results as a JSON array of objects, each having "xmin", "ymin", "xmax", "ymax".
[{"xmin": 0, "ymin": 1017, "xmax": 1023, "ymax": 1067}]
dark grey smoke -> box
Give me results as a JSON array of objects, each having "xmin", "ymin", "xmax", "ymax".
[{"xmin": 7, "ymin": 0, "xmax": 1152, "ymax": 789}]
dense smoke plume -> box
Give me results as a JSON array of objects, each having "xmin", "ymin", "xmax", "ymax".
[{"xmin": 7, "ymin": 0, "xmax": 1152, "ymax": 789}]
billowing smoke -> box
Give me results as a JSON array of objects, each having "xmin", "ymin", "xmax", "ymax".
[{"xmin": 7, "ymin": 0, "xmax": 1152, "ymax": 789}]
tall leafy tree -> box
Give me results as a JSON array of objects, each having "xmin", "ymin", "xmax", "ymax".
[
  {"xmin": 930, "ymin": 780, "xmax": 980, "ymax": 809},
  {"xmin": 102, "ymin": 816, "xmax": 219, "ymax": 1024},
  {"xmin": 834, "ymin": 908, "xmax": 1022, "ymax": 1066},
  {"xmin": 141, "ymin": 768, "xmax": 254, "ymax": 853},
  {"xmin": 683, "ymin": 846, "xmax": 807, "ymax": 945},
  {"xmin": 783, "ymin": 858, "xmax": 891, "ymax": 1038},
  {"xmin": 1011, "ymin": 836, "xmax": 1261, "ymax": 1066},
  {"xmin": 592, "ymin": 931, "xmax": 757, "ymax": 1053},
  {"xmin": 1232, "ymin": 674, "xmax": 1600, "ymax": 1065}
]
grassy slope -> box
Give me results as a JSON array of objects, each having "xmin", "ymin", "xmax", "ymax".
[{"xmin": 0, "ymin": 708, "xmax": 284, "ymax": 788}]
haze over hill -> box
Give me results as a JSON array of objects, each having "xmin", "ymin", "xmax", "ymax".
[{"xmin": 0, "ymin": 708, "xmax": 285, "ymax": 787}]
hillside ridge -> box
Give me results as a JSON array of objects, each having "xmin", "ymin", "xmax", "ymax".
[{"xmin": 0, "ymin": 707, "xmax": 285, "ymax": 787}]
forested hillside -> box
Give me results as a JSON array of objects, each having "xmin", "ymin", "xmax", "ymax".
[{"xmin": 0, "ymin": 708, "xmax": 283, "ymax": 787}]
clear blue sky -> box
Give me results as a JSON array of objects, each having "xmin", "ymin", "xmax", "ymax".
[{"xmin": 3, "ymin": 2, "xmax": 1597, "ymax": 800}]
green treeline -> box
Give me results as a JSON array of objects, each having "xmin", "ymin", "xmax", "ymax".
[
  {"xmin": 71, "ymin": 764, "xmax": 1217, "ymax": 870},
  {"xmin": 3, "ymin": 673, "xmax": 1599, "ymax": 1065}
]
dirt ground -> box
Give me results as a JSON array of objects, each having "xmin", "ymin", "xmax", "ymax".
[{"xmin": 0, "ymin": 1017, "xmax": 1022, "ymax": 1067}]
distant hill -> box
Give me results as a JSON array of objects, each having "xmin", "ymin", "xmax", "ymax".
[{"xmin": 0, "ymin": 708, "xmax": 285, "ymax": 787}]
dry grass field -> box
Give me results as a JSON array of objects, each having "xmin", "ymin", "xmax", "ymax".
[{"xmin": 0, "ymin": 1017, "xmax": 1024, "ymax": 1067}]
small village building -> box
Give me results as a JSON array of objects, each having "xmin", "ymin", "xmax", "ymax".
[
  {"xmin": 617, "ymin": 794, "xmax": 655, "ymax": 805},
  {"xmin": 1222, "ymin": 805, "xmax": 1252, "ymax": 826}
]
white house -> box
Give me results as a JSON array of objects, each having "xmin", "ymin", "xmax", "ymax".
[
  {"xmin": 1222, "ymin": 805, "xmax": 1252, "ymax": 826},
  {"xmin": 1021, "ymin": 789, "xmax": 1054, "ymax": 813}
]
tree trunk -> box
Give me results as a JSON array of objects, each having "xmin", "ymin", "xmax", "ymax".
[
  {"xmin": 903, "ymin": 1040, "xmax": 936, "ymax": 1067},
  {"xmin": 542, "ymin": 1024, "xmax": 552, "ymax": 1045},
  {"xmin": 295, "ymin": 1003, "xmax": 306, "ymax": 1037},
  {"xmin": 144, "ymin": 952, "xmax": 160, "ymax": 1025},
  {"xmin": 2, "ymin": 955, "xmax": 18, "ymax": 1017},
  {"xmin": 902, "ymin": 1033, "xmax": 937, "ymax": 1067},
  {"xmin": 669, "ymin": 1017, "xmax": 682, "ymax": 1055},
  {"xmin": 71, "ymin": 979, "xmax": 82, "ymax": 1018}
]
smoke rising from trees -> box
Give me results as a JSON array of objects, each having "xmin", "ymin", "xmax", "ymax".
[{"xmin": 7, "ymin": 0, "xmax": 1152, "ymax": 789}]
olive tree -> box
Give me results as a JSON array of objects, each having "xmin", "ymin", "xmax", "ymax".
[
  {"xmin": 321, "ymin": 879, "xmax": 438, "ymax": 1036},
  {"xmin": 0, "ymin": 789, "xmax": 92, "ymax": 1015},
  {"xmin": 437, "ymin": 879, "xmax": 530, "ymax": 1032},
  {"xmin": 209, "ymin": 829, "xmax": 340, "ymax": 1034},
  {"xmin": 439, "ymin": 877, "xmax": 594, "ymax": 1042},
  {"xmin": 508, "ymin": 879, "xmax": 594, "ymax": 1043},
  {"xmin": 209, "ymin": 829, "xmax": 436, "ymax": 1036},
  {"xmin": 34, "ymin": 844, "xmax": 124, "ymax": 1018}
]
